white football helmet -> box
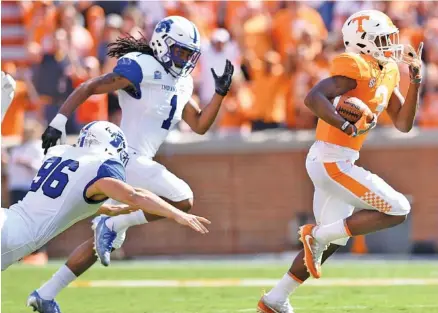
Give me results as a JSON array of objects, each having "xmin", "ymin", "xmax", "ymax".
[
  {"xmin": 77, "ymin": 121, "xmax": 128, "ymax": 165},
  {"xmin": 149, "ymin": 16, "xmax": 201, "ymax": 77},
  {"xmin": 342, "ymin": 10, "xmax": 404, "ymax": 63}
]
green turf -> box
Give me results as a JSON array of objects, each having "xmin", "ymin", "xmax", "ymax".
[{"xmin": 3, "ymin": 260, "xmax": 438, "ymax": 313}]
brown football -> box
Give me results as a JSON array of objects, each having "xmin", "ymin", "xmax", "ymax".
[{"xmin": 333, "ymin": 95, "xmax": 373, "ymax": 124}]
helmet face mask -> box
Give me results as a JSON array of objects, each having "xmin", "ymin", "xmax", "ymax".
[
  {"xmin": 149, "ymin": 16, "xmax": 201, "ymax": 77},
  {"xmin": 77, "ymin": 121, "xmax": 129, "ymax": 165},
  {"xmin": 368, "ymin": 31, "xmax": 403, "ymax": 62},
  {"xmin": 342, "ymin": 10, "xmax": 404, "ymax": 64}
]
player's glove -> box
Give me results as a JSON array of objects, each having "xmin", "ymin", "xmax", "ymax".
[
  {"xmin": 211, "ymin": 59, "xmax": 234, "ymax": 96},
  {"xmin": 42, "ymin": 114, "xmax": 68, "ymax": 154},
  {"xmin": 349, "ymin": 114, "xmax": 378, "ymax": 137},
  {"xmin": 402, "ymin": 42, "xmax": 423, "ymax": 84}
]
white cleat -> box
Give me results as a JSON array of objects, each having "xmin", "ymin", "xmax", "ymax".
[{"xmin": 257, "ymin": 295, "xmax": 294, "ymax": 313}]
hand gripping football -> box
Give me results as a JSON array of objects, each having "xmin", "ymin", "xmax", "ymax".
[{"xmin": 333, "ymin": 95, "xmax": 374, "ymax": 124}]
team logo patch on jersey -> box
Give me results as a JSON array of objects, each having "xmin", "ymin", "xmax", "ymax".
[
  {"xmin": 369, "ymin": 78, "xmax": 376, "ymax": 88},
  {"xmin": 154, "ymin": 71, "xmax": 162, "ymax": 80}
]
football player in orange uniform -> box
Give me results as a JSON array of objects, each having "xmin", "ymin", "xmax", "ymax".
[{"xmin": 257, "ymin": 10, "xmax": 423, "ymax": 313}]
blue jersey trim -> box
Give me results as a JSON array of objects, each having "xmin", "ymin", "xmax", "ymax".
[
  {"xmin": 113, "ymin": 57, "xmax": 143, "ymax": 99},
  {"xmin": 83, "ymin": 159, "xmax": 126, "ymax": 204}
]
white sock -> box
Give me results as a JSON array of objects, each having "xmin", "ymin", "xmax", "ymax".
[
  {"xmin": 313, "ymin": 219, "xmax": 350, "ymax": 245},
  {"xmin": 37, "ymin": 265, "xmax": 77, "ymax": 300},
  {"xmin": 105, "ymin": 210, "xmax": 147, "ymax": 233},
  {"xmin": 265, "ymin": 272, "xmax": 301, "ymax": 303}
]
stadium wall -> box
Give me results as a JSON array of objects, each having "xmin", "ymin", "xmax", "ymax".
[{"xmin": 2, "ymin": 128, "xmax": 437, "ymax": 256}]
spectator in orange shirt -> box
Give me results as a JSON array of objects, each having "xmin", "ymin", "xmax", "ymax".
[
  {"xmin": 249, "ymin": 50, "xmax": 290, "ymax": 131},
  {"xmin": 2, "ymin": 64, "xmax": 41, "ymax": 137},
  {"xmin": 285, "ymin": 27, "xmax": 326, "ymax": 130},
  {"xmin": 86, "ymin": 5, "xmax": 106, "ymax": 57},
  {"xmin": 23, "ymin": 0, "xmax": 57, "ymax": 51},
  {"xmin": 272, "ymin": 1, "xmax": 327, "ymax": 59},
  {"xmin": 217, "ymin": 86, "xmax": 252, "ymax": 135},
  {"xmin": 419, "ymin": 20, "xmax": 438, "ymax": 128},
  {"xmin": 71, "ymin": 56, "xmax": 108, "ymax": 126},
  {"xmin": 98, "ymin": 14, "xmax": 123, "ymax": 65},
  {"xmin": 233, "ymin": 0, "xmax": 273, "ymax": 78},
  {"xmin": 198, "ymin": 28, "xmax": 240, "ymax": 104},
  {"xmin": 60, "ymin": 5, "xmax": 94, "ymax": 58},
  {"xmin": 122, "ymin": 5, "xmax": 146, "ymax": 37}
]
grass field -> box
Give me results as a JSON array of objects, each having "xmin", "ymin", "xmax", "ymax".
[{"xmin": 2, "ymin": 259, "xmax": 438, "ymax": 313}]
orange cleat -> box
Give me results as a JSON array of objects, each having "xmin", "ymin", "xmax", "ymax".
[{"xmin": 298, "ymin": 224, "xmax": 327, "ymax": 279}]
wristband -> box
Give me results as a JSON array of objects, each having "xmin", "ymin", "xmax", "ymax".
[
  {"xmin": 411, "ymin": 77, "xmax": 422, "ymax": 84},
  {"xmin": 50, "ymin": 113, "xmax": 68, "ymax": 130},
  {"xmin": 340, "ymin": 121, "xmax": 350, "ymax": 132}
]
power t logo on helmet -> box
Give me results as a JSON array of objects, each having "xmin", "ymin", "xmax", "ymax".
[
  {"xmin": 351, "ymin": 15, "xmax": 370, "ymax": 33},
  {"xmin": 342, "ymin": 10, "xmax": 404, "ymax": 63}
]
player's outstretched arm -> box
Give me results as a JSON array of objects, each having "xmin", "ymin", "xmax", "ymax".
[
  {"xmin": 182, "ymin": 59, "xmax": 234, "ymax": 134},
  {"xmin": 96, "ymin": 203, "xmax": 137, "ymax": 216},
  {"xmin": 386, "ymin": 43, "xmax": 423, "ymax": 133},
  {"xmin": 41, "ymin": 73, "xmax": 132, "ymax": 153},
  {"xmin": 90, "ymin": 177, "xmax": 210, "ymax": 234},
  {"xmin": 304, "ymin": 75, "xmax": 358, "ymax": 135}
]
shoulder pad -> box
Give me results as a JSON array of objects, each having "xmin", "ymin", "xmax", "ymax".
[
  {"xmin": 118, "ymin": 53, "xmax": 164, "ymax": 82},
  {"xmin": 387, "ymin": 61, "xmax": 400, "ymax": 85},
  {"xmin": 330, "ymin": 52, "xmax": 371, "ymax": 81},
  {"xmin": 136, "ymin": 54, "xmax": 165, "ymax": 82},
  {"xmin": 45, "ymin": 145, "xmax": 70, "ymax": 159}
]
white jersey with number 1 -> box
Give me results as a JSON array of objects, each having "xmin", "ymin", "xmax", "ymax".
[
  {"xmin": 0, "ymin": 145, "xmax": 126, "ymax": 271},
  {"xmin": 114, "ymin": 52, "xmax": 194, "ymax": 158}
]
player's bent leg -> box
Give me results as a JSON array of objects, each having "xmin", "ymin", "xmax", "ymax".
[
  {"xmin": 92, "ymin": 214, "xmax": 128, "ymax": 267},
  {"xmin": 298, "ymin": 183, "xmax": 354, "ymax": 279},
  {"xmin": 309, "ymin": 160, "xmax": 411, "ymax": 247},
  {"xmin": 93, "ymin": 197, "xmax": 193, "ymax": 266},
  {"xmin": 345, "ymin": 210, "xmax": 407, "ymax": 236},
  {"xmin": 93, "ymin": 158, "xmax": 195, "ymax": 266},
  {"xmin": 289, "ymin": 243, "xmax": 341, "ymax": 282}
]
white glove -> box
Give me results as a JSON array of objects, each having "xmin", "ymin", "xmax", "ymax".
[{"xmin": 1, "ymin": 71, "xmax": 16, "ymax": 122}]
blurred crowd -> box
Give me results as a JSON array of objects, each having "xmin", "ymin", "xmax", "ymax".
[{"xmin": 2, "ymin": 0, "xmax": 438, "ymax": 140}]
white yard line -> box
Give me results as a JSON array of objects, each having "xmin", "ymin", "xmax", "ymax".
[{"xmin": 70, "ymin": 278, "xmax": 438, "ymax": 288}]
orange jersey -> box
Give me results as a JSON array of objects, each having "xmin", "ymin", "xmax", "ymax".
[{"xmin": 316, "ymin": 53, "xmax": 400, "ymax": 151}]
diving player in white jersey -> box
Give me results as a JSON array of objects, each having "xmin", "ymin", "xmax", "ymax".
[
  {"xmin": 35, "ymin": 16, "xmax": 233, "ymax": 313},
  {"xmin": 1, "ymin": 121, "xmax": 210, "ymax": 311}
]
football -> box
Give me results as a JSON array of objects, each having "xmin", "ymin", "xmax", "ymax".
[{"xmin": 333, "ymin": 95, "xmax": 374, "ymax": 124}]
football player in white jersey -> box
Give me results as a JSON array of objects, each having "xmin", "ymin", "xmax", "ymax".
[
  {"xmin": 34, "ymin": 16, "xmax": 233, "ymax": 312},
  {"xmin": 1, "ymin": 121, "xmax": 210, "ymax": 311}
]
